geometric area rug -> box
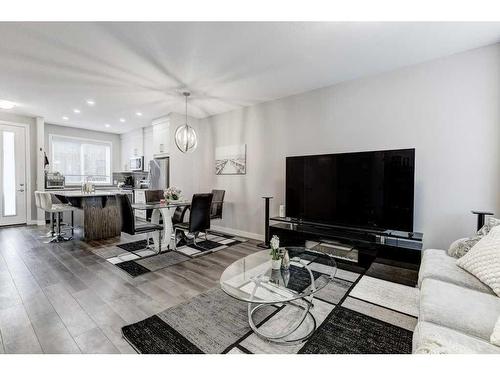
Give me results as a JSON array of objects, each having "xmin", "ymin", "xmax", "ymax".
[
  {"xmin": 122, "ymin": 269, "xmax": 417, "ymax": 354},
  {"xmin": 106, "ymin": 230, "xmax": 247, "ymax": 277}
]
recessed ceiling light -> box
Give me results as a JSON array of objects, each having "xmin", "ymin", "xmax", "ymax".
[
  {"xmin": 119, "ymin": 118, "xmax": 125, "ymax": 123},
  {"xmin": 86, "ymin": 99, "xmax": 95, "ymax": 106},
  {"xmin": 104, "ymin": 124, "xmax": 111, "ymax": 128},
  {"xmin": 0, "ymin": 100, "xmax": 16, "ymax": 110},
  {"xmin": 62, "ymin": 116, "xmax": 69, "ymax": 121},
  {"xmin": 136, "ymin": 112, "xmax": 142, "ymax": 116},
  {"xmin": 73, "ymin": 109, "xmax": 81, "ymax": 114}
]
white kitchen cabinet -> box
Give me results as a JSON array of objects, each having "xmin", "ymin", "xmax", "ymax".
[
  {"xmin": 152, "ymin": 118, "xmax": 170, "ymax": 157},
  {"xmin": 120, "ymin": 128, "xmax": 144, "ymax": 171}
]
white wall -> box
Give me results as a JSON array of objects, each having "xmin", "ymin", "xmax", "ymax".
[
  {"xmin": 198, "ymin": 44, "xmax": 500, "ymax": 249},
  {"xmin": 45, "ymin": 123, "xmax": 122, "ymax": 173},
  {"xmin": 167, "ymin": 113, "xmax": 202, "ymax": 200}
]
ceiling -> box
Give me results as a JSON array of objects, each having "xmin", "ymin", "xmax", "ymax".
[{"xmin": 0, "ymin": 22, "xmax": 499, "ymax": 134}]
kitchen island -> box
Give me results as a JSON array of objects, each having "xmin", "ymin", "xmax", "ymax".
[{"xmin": 53, "ymin": 190, "xmax": 126, "ymax": 241}]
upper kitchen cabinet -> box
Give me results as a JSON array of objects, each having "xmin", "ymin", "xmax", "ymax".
[{"xmin": 152, "ymin": 117, "xmax": 170, "ymax": 157}]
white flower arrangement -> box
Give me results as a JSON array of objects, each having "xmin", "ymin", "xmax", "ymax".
[
  {"xmin": 269, "ymin": 235, "xmax": 281, "ymax": 260},
  {"xmin": 164, "ymin": 186, "xmax": 181, "ymax": 201}
]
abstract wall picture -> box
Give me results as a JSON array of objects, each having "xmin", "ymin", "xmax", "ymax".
[{"xmin": 215, "ymin": 144, "xmax": 247, "ymax": 175}]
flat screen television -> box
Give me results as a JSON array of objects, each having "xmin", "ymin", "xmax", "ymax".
[{"xmin": 286, "ymin": 148, "xmax": 415, "ymax": 232}]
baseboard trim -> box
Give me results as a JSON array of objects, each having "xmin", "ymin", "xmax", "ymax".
[{"xmin": 211, "ymin": 225, "xmax": 264, "ymax": 241}]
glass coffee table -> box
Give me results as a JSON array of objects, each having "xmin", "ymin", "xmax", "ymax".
[{"xmin": 220, "ymin": 247, "xmax": 337, "ymax": 345}]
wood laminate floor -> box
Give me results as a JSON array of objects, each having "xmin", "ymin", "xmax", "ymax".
[{"xmin": 0, "ymin": 224, "xmax": 259, "ymax": 354}]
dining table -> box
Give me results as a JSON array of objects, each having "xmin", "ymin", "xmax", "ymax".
[
  {"xmin": 131, "ymin": 200, "xmax": 190, "ymax": 252},
  {"xmin": 131, "ymin": 200, "xmax": 224, "ymax": 253}
]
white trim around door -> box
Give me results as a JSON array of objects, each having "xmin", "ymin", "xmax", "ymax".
[{"xmin": 0, "ymin": 120, "xmax": 32, "ymax": 226}]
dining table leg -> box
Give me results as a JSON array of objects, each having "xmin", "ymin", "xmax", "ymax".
[{"xmin": 150, "ymin": 206, "xmax": 176, "ymax": 253}]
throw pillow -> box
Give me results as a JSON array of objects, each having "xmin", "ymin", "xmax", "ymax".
[
  {"xmin": 448, "ymin": 237, "xmax": 481, "ymax": 258},
  {"xmin": 492, "ymin": 316, "xmax": 500, "ymax": 346},
  {"xmin": 448, "ymin": 217, "xmax": 500, "ymax": 258},
  {"xmin": 457, "ymin": 225, "xmax": 500, "ymax": 297}
]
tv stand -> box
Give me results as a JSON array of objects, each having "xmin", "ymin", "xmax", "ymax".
[{"xmin": 269, "ymin": 217, "xmax": 423, "ymax": 272}]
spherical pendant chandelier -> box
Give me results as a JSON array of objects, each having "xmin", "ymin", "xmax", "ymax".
[{"xmin": 174, "ymin": 92, "xmax": 198, "ymax": 153}]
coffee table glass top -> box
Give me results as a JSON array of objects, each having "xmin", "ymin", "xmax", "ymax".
[{"xmin": 220, "ymin": 247, "xmax": 337, "ymax": 304}]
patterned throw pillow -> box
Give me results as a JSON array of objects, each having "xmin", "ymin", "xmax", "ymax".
[
  {"xmin": 457, "ymin": 225, "xmax": 500, "ymax": 297},
  {"xmin": 448, "ymin": 217, "xmax": 500, "ymax": 258}
]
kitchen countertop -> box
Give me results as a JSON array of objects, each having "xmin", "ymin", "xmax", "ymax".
[{"xmin": 51, "ymin": 190, "xmax": 126, "ymax": 197}]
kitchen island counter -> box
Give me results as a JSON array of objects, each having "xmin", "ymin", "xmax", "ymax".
[{"xmin": 53, "ymin": 190, "xmax": 126, "ymax": 241}]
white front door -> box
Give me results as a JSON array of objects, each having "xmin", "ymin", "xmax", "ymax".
[{"xmin": 0, "ymin": 124, "xmax": 26, "ymax": 226}]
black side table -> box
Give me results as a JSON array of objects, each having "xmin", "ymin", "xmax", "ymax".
[{"xmin": 471, "ymin": 210, "xmax": 494, "ymax": 231}]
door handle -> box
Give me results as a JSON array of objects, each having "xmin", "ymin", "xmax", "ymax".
[{"xmin": 17, "ymin": 189, "xmax": 24, "ymax": 192}]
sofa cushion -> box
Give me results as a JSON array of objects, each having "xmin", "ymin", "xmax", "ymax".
[
  {"xmin": 457, "ymin": 225, "xmax": 500, "ymax": 297},
  {"xmin": 420, "ymin": 278, "xmax": 500, "ymax": 341},
  {"xmin": 413, "ymin": 322, "xmax": 500, "ymax": 354},
  {"xmin": 418, "ymin": 249, "xmax": 493, "ymax": 294},
  {"xmin": 492, "ymin": 316, "xmax": 500, "ymax": 346}
]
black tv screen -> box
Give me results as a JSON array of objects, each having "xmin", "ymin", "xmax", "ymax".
[{"xmin": 286, "ymin": 148, "xmax": 415, "ymax": 232}]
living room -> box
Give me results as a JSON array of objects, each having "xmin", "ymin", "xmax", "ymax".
[{"xmin": 0, "ymin": 0, "xmax": 499, "ymax": 372}]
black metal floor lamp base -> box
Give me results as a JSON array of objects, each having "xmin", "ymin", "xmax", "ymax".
[
  {"xmin": 257, "ymin": 196, "xmax": 273, "ymax": 249},
  {"xmin": 471, "ymin": 210, "xmax": 494, "ymax": 231}
]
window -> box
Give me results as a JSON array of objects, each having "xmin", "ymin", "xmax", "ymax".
[{"xmin": 49, "ymin": 135, "xmax": 112, "ymax": 185}]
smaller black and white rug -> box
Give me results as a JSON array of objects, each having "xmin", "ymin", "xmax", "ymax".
[{"xmin": 106, "ymin": 230, "xmax": 247, "ymax": 277}]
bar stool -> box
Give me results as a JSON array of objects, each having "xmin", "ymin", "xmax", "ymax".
[
  {"xmin": 35, "ymin": 191, "xmax": 55, "ymax": 238},
  {"xmin": 35, "ymin": 191, "xmax": 77, "ymax": 242}
]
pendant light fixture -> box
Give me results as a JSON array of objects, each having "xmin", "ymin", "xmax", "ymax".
[{"xmin": 174, "ymin": 92, "xmax": 198, "ymax": 153}]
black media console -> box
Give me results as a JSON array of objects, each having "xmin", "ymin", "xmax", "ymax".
[{"xmin": 269, "ymin": 217, "xmax": 423, "ymax": 273}]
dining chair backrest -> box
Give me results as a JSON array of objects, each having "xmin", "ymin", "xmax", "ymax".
[
  {"xmin": 38, "ymin": 192, "xmax": 53, "ymax": 211},
  {"xmin": 116, "ymin": 194, "xmax": 136, "ymax": 235},
  {"xmin": 188, "ymin": 193, "xmax": 213, "ymax": 234},
  {"xmin": 144, "ymin": 190, "xmax": 164, "ymax": 203},
  {"xmin": 172, "ymin": 205, "xmax": 189, "ymax": 225},
  {"xmin": 210, "ymin": 189, "xmax": 225, "ymax": 219},
  {"xmin": 144, "ymin": 189, "xmax": 164, "ymax": 221}
]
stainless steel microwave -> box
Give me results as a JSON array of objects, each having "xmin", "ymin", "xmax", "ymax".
[{"xmin": 130, "ymin": 156, "xmax": 144, "ymax": 171}]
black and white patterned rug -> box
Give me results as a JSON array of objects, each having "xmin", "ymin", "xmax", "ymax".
[
  {"xmin": 106, "ymin": 230, "xmax": 247, "ymax": 277},
  {"xmin": 121, "ymin": 263, "xmax": 418, "ymax": 353}
]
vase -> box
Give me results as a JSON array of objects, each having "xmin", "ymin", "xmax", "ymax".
[
  {"xmin": 281, "ymin": 249, "xmax": 290, "ymax": 270},
  {"xmin": 281, "ymin": 269, "xmax": 290, "ymax": 287},
  {"xmin": 271, "ymin": 259, "xmax": 281, "ymax": 270}
]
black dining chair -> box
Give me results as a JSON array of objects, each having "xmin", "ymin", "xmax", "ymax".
[
  {"xmin": 173, "ymin": 193, "xmax": 213, "ymax": 250},
  {"xmin": 116, "ymin": 194, "xmax": 164, "ymax": 252},
  {"xmin": 210, "ymin": 189, "xmax": 225, "ymax": 220}
]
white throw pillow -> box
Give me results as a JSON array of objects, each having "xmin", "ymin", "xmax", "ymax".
[
  {"xmin": 457, "ymin": 225, "xmax": 500, "ymax": 297},
  {"xmin": 492, "ymin": 316, "xmax": 500, "ymax": 346}
]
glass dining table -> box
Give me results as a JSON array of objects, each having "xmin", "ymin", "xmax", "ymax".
[
  {"xmin": 131, "ymin": 200, "xmax": 190, "ymax": 253},
  {"xmin": 131, "ymin": 200, "xmax": 224, "ymax": 253}
]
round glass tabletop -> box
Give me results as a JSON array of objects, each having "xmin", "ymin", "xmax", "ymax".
[{"xmin": 220, "ymin": 247, "xmax": 337, "ymax": 304}]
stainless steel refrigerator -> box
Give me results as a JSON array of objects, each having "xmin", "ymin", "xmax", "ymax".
[{"xmin": 148, "ymin": 157, "xmax": 169, "ymax": 190}]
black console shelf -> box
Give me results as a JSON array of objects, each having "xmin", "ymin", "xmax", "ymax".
[{"xmin": 269, "ymin": 217, "xmax": 423, "ymax": 273}]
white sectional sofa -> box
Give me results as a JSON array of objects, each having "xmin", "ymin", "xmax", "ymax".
[{"xmin": 413, "ymin": 248, "xmax": 500, "ymax": 353}]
